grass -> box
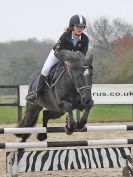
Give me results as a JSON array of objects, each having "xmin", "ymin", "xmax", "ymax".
[
  {"xmin": 0, "ymin": 104, "xmax": 133, "ymax": 124},
  {"xmin": 89, "ymin": 104, "xmax": 133, "ymax": 122}
]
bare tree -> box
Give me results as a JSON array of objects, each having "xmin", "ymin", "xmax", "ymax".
[
  {"xmin": 112, "ymin": 18, "xmax": 133, "ymax": 39},
  {"xmin": 87, "ymin": 17, "xmax": 133, "ymax": 53}
]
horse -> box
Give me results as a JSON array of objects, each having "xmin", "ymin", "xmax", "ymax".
[{"xmin": 16, "ymin": 50, "xmax": 94, "ymax": 142}]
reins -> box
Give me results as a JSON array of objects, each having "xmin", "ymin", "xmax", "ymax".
[
  {"xmin": 50, "ymin": 63, "xmax": 91, "ymax": 97},
  {"xmin": 51, "ymin": 65, "xmax": 66, "ymax": 87}
]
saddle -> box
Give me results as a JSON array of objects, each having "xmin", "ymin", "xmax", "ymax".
[
  {"xmin": 28, "ymin": 62, "xmax": 66, "ymax": 99},
  {"xmin": 47, "ymin": 62, "xmax": 66, "ymax": 87}
]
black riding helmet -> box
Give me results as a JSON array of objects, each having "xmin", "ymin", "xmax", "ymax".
[{"xmin": 69, "ymin": 15, "xmax": 86, "ymax": 28}]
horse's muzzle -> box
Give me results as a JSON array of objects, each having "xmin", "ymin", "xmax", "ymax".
[{"xmin": 81, "ymin": 93, "xmax": 92, "ymax": 106}]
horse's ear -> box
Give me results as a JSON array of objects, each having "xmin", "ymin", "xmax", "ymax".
[
  {"xmin": 89, "ymin": 55, "xmax": 93, "ymax": 63},
  {"xmin": 85, "ymin": 55, "xmax": 93, "ymax": 66}
]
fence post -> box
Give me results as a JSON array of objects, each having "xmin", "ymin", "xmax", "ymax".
[{"xmin": 17, "ymin": 86, "xmax": 22, "ymax": 122}]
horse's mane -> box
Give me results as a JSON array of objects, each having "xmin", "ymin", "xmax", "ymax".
[{"xmin": 57, "ymin": 50, "xmax": 85, "ymax": 65}]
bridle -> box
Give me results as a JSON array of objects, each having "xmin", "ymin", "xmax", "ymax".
[
  {"xmin": 51, "ymin": 63, "xmax": 91, "ymax": 97},
  {"xmin": 66, "ymin": 65, "xmax": 91, "ymax": 96},
  {"xmin": 77, "ymin": 86, "xmax": 91, "ymax": 96}
]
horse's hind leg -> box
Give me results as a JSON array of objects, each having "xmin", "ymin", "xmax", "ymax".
[
  {"xmin": 15, "ymin": 102, "xmax": 42, "ymax": 142},
  {"xmin": 37, "ymin": 110, "xmax": 64, "ymax": 141}
]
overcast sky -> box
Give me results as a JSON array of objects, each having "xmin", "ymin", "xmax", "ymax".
[{"xmin": 0, "ymin": 0, "xmax": 133, "ymax": 42}]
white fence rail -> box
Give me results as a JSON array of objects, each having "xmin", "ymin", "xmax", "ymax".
[{"xmin": 19, "ymin": 84, "xmax": 133, "ymax": 106}]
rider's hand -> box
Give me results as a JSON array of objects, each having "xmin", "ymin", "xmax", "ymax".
[{"xmin": 64, "ymin": 60, "xmax": 71, "ymax": 65}]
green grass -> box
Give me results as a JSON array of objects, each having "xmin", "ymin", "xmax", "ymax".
[
  {"xmin": 89, "ymin": 104, "xmax": 133, "ymax": 122},
  {"xmin": 0, "ymin": 104, "xmax": 133, "ymax": 124},
  {"xmin": 0, "ymin": 107, "xmax": 18, "ymax": 123}
]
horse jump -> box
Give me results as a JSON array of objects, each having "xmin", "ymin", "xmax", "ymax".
[{"xmin": 1, "ymin": 125, "xmax": 133, "ymax": 177}]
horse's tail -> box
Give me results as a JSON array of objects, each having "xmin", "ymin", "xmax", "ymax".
[{"xmin": 15, "ymin": 102, "xmax": 42, "ymax": 142}]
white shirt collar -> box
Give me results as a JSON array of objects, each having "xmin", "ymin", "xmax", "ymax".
[{"xmin": 71, "ymin": 34, "xmax": 81, "ymax": 40}]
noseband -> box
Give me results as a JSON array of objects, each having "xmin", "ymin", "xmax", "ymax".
[{"xmin": 77, "ymin": 86, "xmax": 91, "ymax": 96}]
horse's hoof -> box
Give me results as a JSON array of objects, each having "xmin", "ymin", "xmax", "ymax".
[
  {"xmin": 77, "ymin": 119, "xmax": 87, "ymax": 130},
  {"xmin": 65, "ymin": 121, "xmax": 76, "ymax": 135},
  {"xmin": 37, "ymin": 133, "xmax": 47, "ymax": 141},
  {"xmin": 65, "ymin": 126, "xmax": 73, "ymax": 135},
  {"xmin": 15, "ymin": 133, "xmax": 22, "ymax": 138}
]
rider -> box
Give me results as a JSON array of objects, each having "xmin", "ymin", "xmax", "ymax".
[{"xmin": 26, "ymin": 15, "xmax": 89, "ymax": 103}]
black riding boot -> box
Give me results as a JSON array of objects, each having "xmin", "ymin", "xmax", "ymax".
[{"xmin": 25, "ymin": 74, "xmax": 47, "ymax": 104}]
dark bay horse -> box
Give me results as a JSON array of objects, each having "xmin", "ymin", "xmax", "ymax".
[{"xmin": 16, "ymin": 50, "xmax": 94, "ymax": 142}]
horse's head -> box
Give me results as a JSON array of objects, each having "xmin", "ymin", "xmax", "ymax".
[{"xmin": 57, "ymin": 50, "xmax": 93, "ymax": 106}]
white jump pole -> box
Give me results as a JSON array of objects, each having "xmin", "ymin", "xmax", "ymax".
[
  {"xmin": 1, "ymin": 138, "xmax": 133, "ymax": 149},
  {"xmin": 0, "ymin": 127, "xmax": 47, "ymax": 134},
  {"xmin": 1, "ymin": 125, "xmax": 133, "ymax": 134}
]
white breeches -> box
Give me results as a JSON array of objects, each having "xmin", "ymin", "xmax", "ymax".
[{"xmin": 41, "ymin": 49, "xmax": 59, "ymax": 76}]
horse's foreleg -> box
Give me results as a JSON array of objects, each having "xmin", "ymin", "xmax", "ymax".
[
  {"xmin": 56, "ymin": 99, "xmax": 76, "ymax": 135},
  {"xmin": 77, "ymin": 100, "xmax": 94, "ymax": 130},
  {"xmin": 65, "ymin": 110, "xmax": 76, "ymax": 135}
]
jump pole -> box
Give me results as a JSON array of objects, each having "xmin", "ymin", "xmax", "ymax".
[
  {"xmin": 1, "ymin": 138, "xmax": 133, "ymax": 149},
  {"xmin": 1, "ymin": 125, "xmax": 133, "ymax": 134}
]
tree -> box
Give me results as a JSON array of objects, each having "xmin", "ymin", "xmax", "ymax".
[
  {"xmin": 0, "ymin": 39, "xmax": 54, "ymax": 84},
  {"xmin": 87, "ymin": 17, "xmax": 133, "ymax": 53},
  {"xmin": 112, "ymin": 35, "xmax": 133, "ymax": 55},
  {"xmin": 4, "ymin": 56, "xmax": 40, "ymax": 84}
]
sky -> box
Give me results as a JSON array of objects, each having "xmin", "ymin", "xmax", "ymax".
[{"xmin": 0, "ymin": 0, "xmax": 133, "ymax": 42}]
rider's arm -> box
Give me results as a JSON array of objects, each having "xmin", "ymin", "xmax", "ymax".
[{"xmin": 53, "ymin": 32, "xmax": 66, "ymax": 57}]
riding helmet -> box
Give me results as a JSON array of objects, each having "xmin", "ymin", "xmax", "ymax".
[{"xmin": 69, "ymin": 15, "xmax": 86, "ymax": 27}]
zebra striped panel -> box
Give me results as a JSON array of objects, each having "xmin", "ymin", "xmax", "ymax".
[{"xmin": 6, "ymin": 147, "xmax": 132, "ymax": 173}]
